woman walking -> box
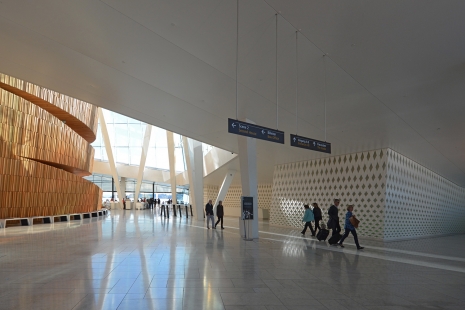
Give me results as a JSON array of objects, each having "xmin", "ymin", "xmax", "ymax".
[
  {"xmin": 301, "ymin": 205, "xmax": 315, "ymax": 236},
  {"xmin": 312, "ymin": 202, "xmax": 322, "ymax": 235},
  {"xmin": 337, "ymin": 205, "xmax": 364, "ymax": 249}
]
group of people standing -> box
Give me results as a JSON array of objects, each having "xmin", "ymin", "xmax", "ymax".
[
  {"xmin": 302, "ymin": 199, "xmax": 364, "ymax": 249},
  {"xmin": 205, "ymin": 200, "xmax": 224, "ymax": 229}
]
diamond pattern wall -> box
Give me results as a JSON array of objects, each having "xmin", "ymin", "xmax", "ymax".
[
  {"xmin": 203, "ymin": 185, "xmax": 272, "ymax": 210},
  {"xmin": 204, "ymin": 185, "xmax": 219, "ymax": 206},
  {"xmin": 222, "ymin": 185, "xmax": 272, "ymax": 210},
  {"xmin": 270, "ymin": 149, "xmax": 387, "ymax": 238},
  {"xmin": 270, "ymin": 148, "xmax": 465, "ymax": 240},
  {"xmin": 385, "ymin": 149, "xmax": 465, "ymax": 240}
]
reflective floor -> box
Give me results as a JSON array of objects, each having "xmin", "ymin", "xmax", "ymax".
[{"xmin": 1, "ymin": 209, "xmax": 464, "ymax": 310}]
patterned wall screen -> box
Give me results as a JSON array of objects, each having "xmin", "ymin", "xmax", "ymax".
[
  {"xmin": 270, "ymin": 150, "xmax": 388, "ymax": 239},
  {"xmin": 270, "ymin": 148, "xmax": 465, "ymax": 240},
  {"xmin": 203, "ymin": 185, "xmax": 272, "ymax": 210},
  {"xmin": 385, "ymin": 149, "xmax": 465, "ymax": 240}
]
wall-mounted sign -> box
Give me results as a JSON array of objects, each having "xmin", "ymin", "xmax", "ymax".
[
  {"xmin": 228, "ymin": 118, "xmax": 284, "ymax": 144},
  {"xmin": 290, "ymin": 134, "xmax": 331, "ymax": 154},
  {"xmin": 241, "ymin": 196, "xmax": 254, "ymax": 220}
]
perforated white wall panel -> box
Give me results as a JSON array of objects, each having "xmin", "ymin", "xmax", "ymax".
[
  {"xmin": 385, "ymin": 149, "xmax": 465, "ymax": 240},
  {"xmin": 270, "ymin": 148, "xmax": 465, "ymax": 240},
  {"xmin": 222, "ymin": 185, "xmax": 272, "ymax": 209},
  {"xmin": 270, "ymin": 149, "xmax": 387, "ymax": 238},
  {"xmin": 204, "ymin": 185, "xmax": 219, "ymax": 206}
]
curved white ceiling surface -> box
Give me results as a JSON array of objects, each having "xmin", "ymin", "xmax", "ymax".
[{"xmin": 0, "ymin": 0, "xmax": 464, "ymax": 186}]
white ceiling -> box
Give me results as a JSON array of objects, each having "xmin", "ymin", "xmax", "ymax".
[{"xmin": 0, "ymin": 0, "xmax": 464, "ymax": 186}]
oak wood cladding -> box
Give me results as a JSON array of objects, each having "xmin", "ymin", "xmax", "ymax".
[
  {"xmin": 0, "ymin": 74, "xmax": 98, "ymax": 143},
  {"xmin": 1, "ymin": 91, "xmax": 94, "ymax": 174},
  {"xmin": 0, "ymin": 75, "xmax": 101, "ymax": 219}
]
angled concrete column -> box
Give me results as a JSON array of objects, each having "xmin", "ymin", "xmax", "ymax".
[
  {"xmin": 98, "ymin": 108, "xmax": 124, "ymax": 209},
  {"xmin": 238, "ymin": 129, "xmax": 259, "ymax": 239},
  {"xmin": 182, "ymin": 137, "xmax": 204, "ymax": 218},
  {"xmin": 214, "ymin": 170, "xmax": 236, "ymax": 211},
  {"xmin": 120, "ymin": 177, "xmax": 127, "ymax": 198},
  {"xmin": 167, "ymin": 131, "xmax": 177, "ymax": 204},
  {"xmin": 134, "ymin": 124, "xmax": 152, "ymax": 201}
]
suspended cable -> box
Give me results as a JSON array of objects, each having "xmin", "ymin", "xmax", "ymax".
[
  {"xmin": 324, "ymin": 54, "xmax": 327, "ymax": 142},
  {"xmin": 275, "ymin": 13, "xmax": 279, "ymax": 130},
  {"xmin": 295, "ymin": 30, "xmax": 298, "ymax": 134},
  {"xmin": 235, "ymin": 0, "xmax": 239, "ymax": 120}
]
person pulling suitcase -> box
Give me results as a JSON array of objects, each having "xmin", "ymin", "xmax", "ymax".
[{"xmin": 327, "ymin": 199, "xmax": 342, "ymax": 245}]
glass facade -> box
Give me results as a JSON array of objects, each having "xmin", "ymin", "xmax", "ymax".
[
  {"xmin": 88, "ymin": 109, "xmax": 203, "ymax": 203},
  {"xmin": 92, "ymin": 109, "xmax": 186, "ymax": 172},
  {"xmin": 84, "ymin": 173, "xmax": 190, "ymax": 203}
]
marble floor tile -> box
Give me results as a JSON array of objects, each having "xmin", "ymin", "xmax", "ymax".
[{"xmin": 0, "ymin": 210, "xmax": 464, "ymax": 310}]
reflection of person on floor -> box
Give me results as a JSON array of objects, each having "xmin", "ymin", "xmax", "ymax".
[
  {"xmin": 215, "ymin": 201, "xmax": 224, "ymax": 229},
  {"xmin": 337, "ymin": 205, "xmax": 364, "ymax": 250},
  {"xmin": 301, "ymin": 204, "xmax": 315, "ymax": 236}
]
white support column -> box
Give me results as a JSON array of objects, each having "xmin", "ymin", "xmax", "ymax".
[
  {"xmin": 182, "ymin": 137, "xmax": 195, "ymax": 205},
  {"xmin": 182, "ymin": 136, "xmax": 204, "ymax": 218},
  {"xmin": 238, "ymin": 122, "xmax": 259, "ymax": 239},
  {"xmin": 98, "ymin": 108, "xmax": 124, "ymax": 209},
  {"xmin": 214, "ymin": 170, "xmax": 236, "ymax": 210},
  {"xmin": 134, "ymin": 124, "xmax": 152, "ymax": 202},
  {"xmin": 120, "ymin": 177, "xmax": 127, "ymax": 199},
  {"xmin": 167, "ymin": 131, "xmax": 177, "ymax": 204}
]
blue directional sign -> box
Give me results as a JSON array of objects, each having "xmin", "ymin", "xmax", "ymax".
[
  {"xmin": 290, "ymin": 134, "xmax": 331, "ymax": 154},
  {"xmin": 228, "ymin": 118, "xmax": 284, "ymax": 144}
]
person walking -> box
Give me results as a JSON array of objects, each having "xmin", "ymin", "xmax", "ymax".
[
  {"xmin": 214, "ymin": 201, "xmax": 225, "ymax": 229},
  {"xmin": 301, "ymin": 204, "xmax": 315, "ymax": 236},
  {"xmin": 312, "ymin": 202, "xmax": 322, "ymax": 235},
  {"xmin": 328, "ymin": 199, "xmax": 341, "ymax": 236},
  {"xmin": 337, "ymin": 205, "xmax": 364, "ymax": 250},
  {"xmin": 205, "ymin": 200, "xmax": 214, "ymax": 229}
]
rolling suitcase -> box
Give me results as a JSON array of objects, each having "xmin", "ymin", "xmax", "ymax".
[
  {"xmin": 316, "ymin": 229, "xmax": 330, "ymax": 241},
  {"xmin": 328, "ymin": 233, "xmax": 342, "ymax": 245}
]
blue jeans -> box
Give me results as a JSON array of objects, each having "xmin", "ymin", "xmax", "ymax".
[
  {"xmin": 339, "ymin": 228, "xmax": 361, "ymax": 248},
  {"xmin": 206, "ymin": 215, "xmax": 214, "ymax": 228}
]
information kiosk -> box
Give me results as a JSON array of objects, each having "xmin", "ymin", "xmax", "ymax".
[{"xmin": 241, "ymin": 196, "xmax": 254, "ymax": 241}]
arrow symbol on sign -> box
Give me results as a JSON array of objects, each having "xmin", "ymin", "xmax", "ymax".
[
  {"xmin": 232, "ymin": 123, "xmax": 236, "ymax": 128},
  {"xmin": 293, "ymin": 137, "xmax": 296, "ymax": 142},
  {"xmin": 261, "ymin": 130, "xmax": 265, "ymax": 134},
  {"xmin": 313, "ymin": 142, "xmax": 316, "ymax": 146}
]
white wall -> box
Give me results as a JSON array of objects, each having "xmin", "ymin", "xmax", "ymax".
[
  {"xmin": 269, "ymin": 148, "xmax": 465, "ymax": 240},
  {"xmin": 203, "ymin": 184, "xmax": 272, "ymax": 220},
  {"xmin": 385, "ymin": 149, "xmax": 465, "ymax": 240},
  {"xmin": 270, "ymin": 149, "xmax": 387, "ymax": 239}
]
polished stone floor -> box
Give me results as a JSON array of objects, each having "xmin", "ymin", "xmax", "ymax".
[{"xmin": 0, "ymin": 209, "xmax": 464, "ymax": 310}]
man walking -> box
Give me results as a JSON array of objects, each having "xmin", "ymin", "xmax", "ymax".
[
  {"xmin": 215, "ymin": 201, "xmax": 225, "ymax": 229},
  {"xmin": 328, "ymin": 198, "xmax": 341, "ymax": 236},
  {"xmin": 205, "ymin": 199, "xmax": 214, "ymax": 229}
]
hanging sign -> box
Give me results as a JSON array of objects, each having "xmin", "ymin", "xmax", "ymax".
[
  {"xmin": 228, "ymin": 118, "xmax": 284, "ymax": 144},
  {"xmin": 290, "ymin": 134, "xmax": 331, "ymax": 154}
]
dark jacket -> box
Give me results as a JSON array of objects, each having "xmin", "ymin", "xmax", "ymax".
[
  {"xmin": 205, "ymin": 203, "xmax": 214, "ymax": 215},
  {"xmin": 216, "ymin": 205, "xmax": 224, "ymax": 217},
  {"xmin": 313, "ymin": 207, "xmax": 322, "ymax": 220},
  {"xmin": 328, "ymin": 205, "xmax": 339, "ymax": 221}
]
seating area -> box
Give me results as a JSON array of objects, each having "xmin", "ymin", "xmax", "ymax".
[{"xmin": 0, "ymin": 209, "xmax": 109, "ymax": 228}]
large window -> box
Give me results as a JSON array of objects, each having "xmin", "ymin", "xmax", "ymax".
[{"xmin": 92, "ymin": 109, "xmax": 186, "ymax": 172}]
